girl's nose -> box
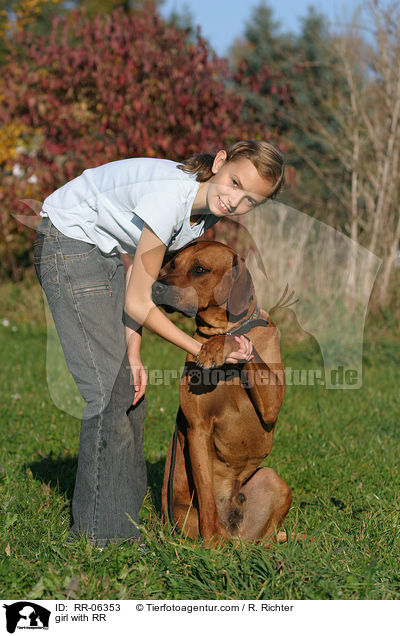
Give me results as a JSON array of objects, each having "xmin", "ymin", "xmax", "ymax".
[{"xmin": 229, "ymin": 190, "xmax": 243, "ymax": 209}]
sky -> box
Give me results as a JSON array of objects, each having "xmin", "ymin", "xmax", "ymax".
[{"xmin": 159, "ymin": 0, "xmax": 365, "ymax": 56}]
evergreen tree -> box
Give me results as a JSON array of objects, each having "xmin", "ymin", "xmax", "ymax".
[
  {"xmin": 230, "ymin": 2, "xmax": 348, "ymax": 219},
  {"xmin": 228, "ymin": 2, "xmax": 294, "ymax": 140}
]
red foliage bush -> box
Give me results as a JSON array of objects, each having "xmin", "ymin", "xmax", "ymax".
[{"xmin": 0, "ymin": 7, "xmax": 281, "ymax": 279}]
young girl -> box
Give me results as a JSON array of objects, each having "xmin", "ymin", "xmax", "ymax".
[{"xmin": 33, "ymin": 140, "xmax": 284, "ymax": 548}]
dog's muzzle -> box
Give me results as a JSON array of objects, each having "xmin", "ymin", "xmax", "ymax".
[{"xmin": 152, "ymin": 281, "xmax": 198, "ymax": 317}]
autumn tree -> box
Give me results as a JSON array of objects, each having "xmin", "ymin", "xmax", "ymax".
[
  {"xmin": 68, "ymin": 0, "xmax": 163, "ymax": 18},
  {"xmin": 0, "ymin": 0, "xmax": 63, "ymax": 61}
]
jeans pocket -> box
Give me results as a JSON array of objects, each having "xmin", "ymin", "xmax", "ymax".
[
  {"xmin": 63, "ymin": 243, "xmax": 119, "ymax": 298},
  {"xmin": 33, "ymin": 252, "xmax": 60, "ymax": 305}
]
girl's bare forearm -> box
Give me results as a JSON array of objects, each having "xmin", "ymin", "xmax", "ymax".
[{"xmin": 125, "ymin": 300, "xmax": 200, "ymax": 357}]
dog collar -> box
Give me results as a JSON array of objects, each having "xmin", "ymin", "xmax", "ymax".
[{"xmin": 196, "ymin": 306, "xmax": 268, "ymax": 339}]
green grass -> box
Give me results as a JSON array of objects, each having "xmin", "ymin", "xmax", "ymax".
[{"xmin": 0, "ymin": 279, "xmax": 399, "ymax": 600}]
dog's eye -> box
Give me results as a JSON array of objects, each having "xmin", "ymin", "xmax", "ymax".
[{"xmin": 192, "ymin": 265, "xmax": 209, "ymax": 276}]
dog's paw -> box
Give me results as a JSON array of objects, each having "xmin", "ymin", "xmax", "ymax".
[
  {"xmin": 202, "ymin": 522, "xmax": 230, "ymax": 547},
  {"xmin": 195, "ymin": 335, "xmax": 238, "ymax": 368}
]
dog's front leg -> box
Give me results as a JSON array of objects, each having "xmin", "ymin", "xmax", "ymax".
[
  {"xmin": 242, "ymin": 349, "xmax": 285, "ymax": 427},
  {"xmin": 186, "ymin": 423, "xmax": 225, "ymax": 546}
]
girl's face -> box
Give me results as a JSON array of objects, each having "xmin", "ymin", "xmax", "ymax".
[{"xmin": 204, "ymin": 150, "xmax": 274, "ymax": 217}]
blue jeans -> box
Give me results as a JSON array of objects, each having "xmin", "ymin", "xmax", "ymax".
[{"xmin": 33, "ymin": 217, "xmax": 147, "ymax": 547}]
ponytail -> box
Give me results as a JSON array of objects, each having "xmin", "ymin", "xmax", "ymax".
[{"xmin": 177, "ymin": 152, "xmax": 216, "ymax": 182}]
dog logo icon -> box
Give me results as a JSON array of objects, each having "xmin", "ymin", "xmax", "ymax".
[{"xmin": 3, "ymin": 602, "xmax": 50, "ymax": 633}]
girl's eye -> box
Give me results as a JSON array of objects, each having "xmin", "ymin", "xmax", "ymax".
[{"xmin": 232, "ymin": 179, "xmax": 238, "ymax": 187}]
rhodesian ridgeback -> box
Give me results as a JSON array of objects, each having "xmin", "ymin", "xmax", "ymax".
[{"xmin": 152, "ymin": 240, "xmax": 292, "ymax": 545}]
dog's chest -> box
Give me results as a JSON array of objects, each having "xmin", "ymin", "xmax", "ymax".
[
  {"xmin": 212, "ymin": 400, "xmax": 273, "ymax": 467},
  {"xmin": 181, "ymin": 374, "xmax": 273, "ymax": 466}
]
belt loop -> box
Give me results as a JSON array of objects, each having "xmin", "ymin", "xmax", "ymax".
[
  {"xmin": 42, "ymin": 216, "xmax": 59, "ymax": 238},
  {"xmin": 49, "ymin": 221, "xmax": 59, "ymax": 237},
  {"xmin": 37, "ymin": 215, "xmax": 51, "ymax": 236}
]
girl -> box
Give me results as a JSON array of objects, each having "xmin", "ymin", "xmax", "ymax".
[{"xmin": 33, "ymin": 140, "xmax": 284, "ymax": 548}]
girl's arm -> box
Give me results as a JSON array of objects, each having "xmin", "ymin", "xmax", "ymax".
[
  {"xmin": 125, "ymin": 264, "xmax": 148, "ymax": 405},
  {"xmin": 125, "ymin": 224, "xmax": 202, "ymax": 356}
]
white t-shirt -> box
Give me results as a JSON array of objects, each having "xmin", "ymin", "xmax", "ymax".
[{"xmin": 41, "ymin": 158, "xmax": 218, "ymax": 254}]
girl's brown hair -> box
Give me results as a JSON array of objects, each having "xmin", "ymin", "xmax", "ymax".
[{"xmin": 177, "ymin": 139, "xmax": 285, "ymax": 199}]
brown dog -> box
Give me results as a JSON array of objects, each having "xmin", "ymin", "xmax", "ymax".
[{"xmin": 152, "ymin": 240, "xmax": 292, "ymax": 545}]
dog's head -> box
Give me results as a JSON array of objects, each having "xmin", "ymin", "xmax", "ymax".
[{"xmin": 152, "ymin": 241, "xmax": 255, "ymax": 322}]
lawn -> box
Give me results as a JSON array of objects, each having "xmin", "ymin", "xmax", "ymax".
[{"xmin": 0, "ymin": 278, "xmax": 399, "ymax": 600}]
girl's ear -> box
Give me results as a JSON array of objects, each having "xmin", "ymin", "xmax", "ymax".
[{"xmin": 211, "ymin": 150, "xmax": 227, "ymax": 174}]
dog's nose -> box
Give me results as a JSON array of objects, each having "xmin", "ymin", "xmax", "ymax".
[{"xmin": 152, "ymin": 281, "xmax": 165, "ymax": 303}]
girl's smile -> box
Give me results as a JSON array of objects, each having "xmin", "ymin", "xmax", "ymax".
[{"xmin": 216, "ymin": 195, "xmax": 231, "ymax": 214}]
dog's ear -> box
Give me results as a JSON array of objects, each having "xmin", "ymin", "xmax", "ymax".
[
  {"xmin": 227, "ymin": 255, "xmax": 254, "ymax": 317},
  {"xmin": 213, "ymin": 268, "xmax": 233, "ymax": 307},
  {"xmin": 213, "ymin": 254, "xmax": 254, "ymax": 314}
]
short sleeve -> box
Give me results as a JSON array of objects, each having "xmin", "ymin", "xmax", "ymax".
[{"xmin": 133, "ymin": 186, "xmax": 184, "ymax": 246}]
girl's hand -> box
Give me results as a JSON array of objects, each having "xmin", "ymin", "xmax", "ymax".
[
  {"xmin": 225, "ymin": 335, "xmax": 254, "ymax": 364},
  {"xmin": 127, "ymin": 351, "xmax": 148, "ymax": 405}
]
